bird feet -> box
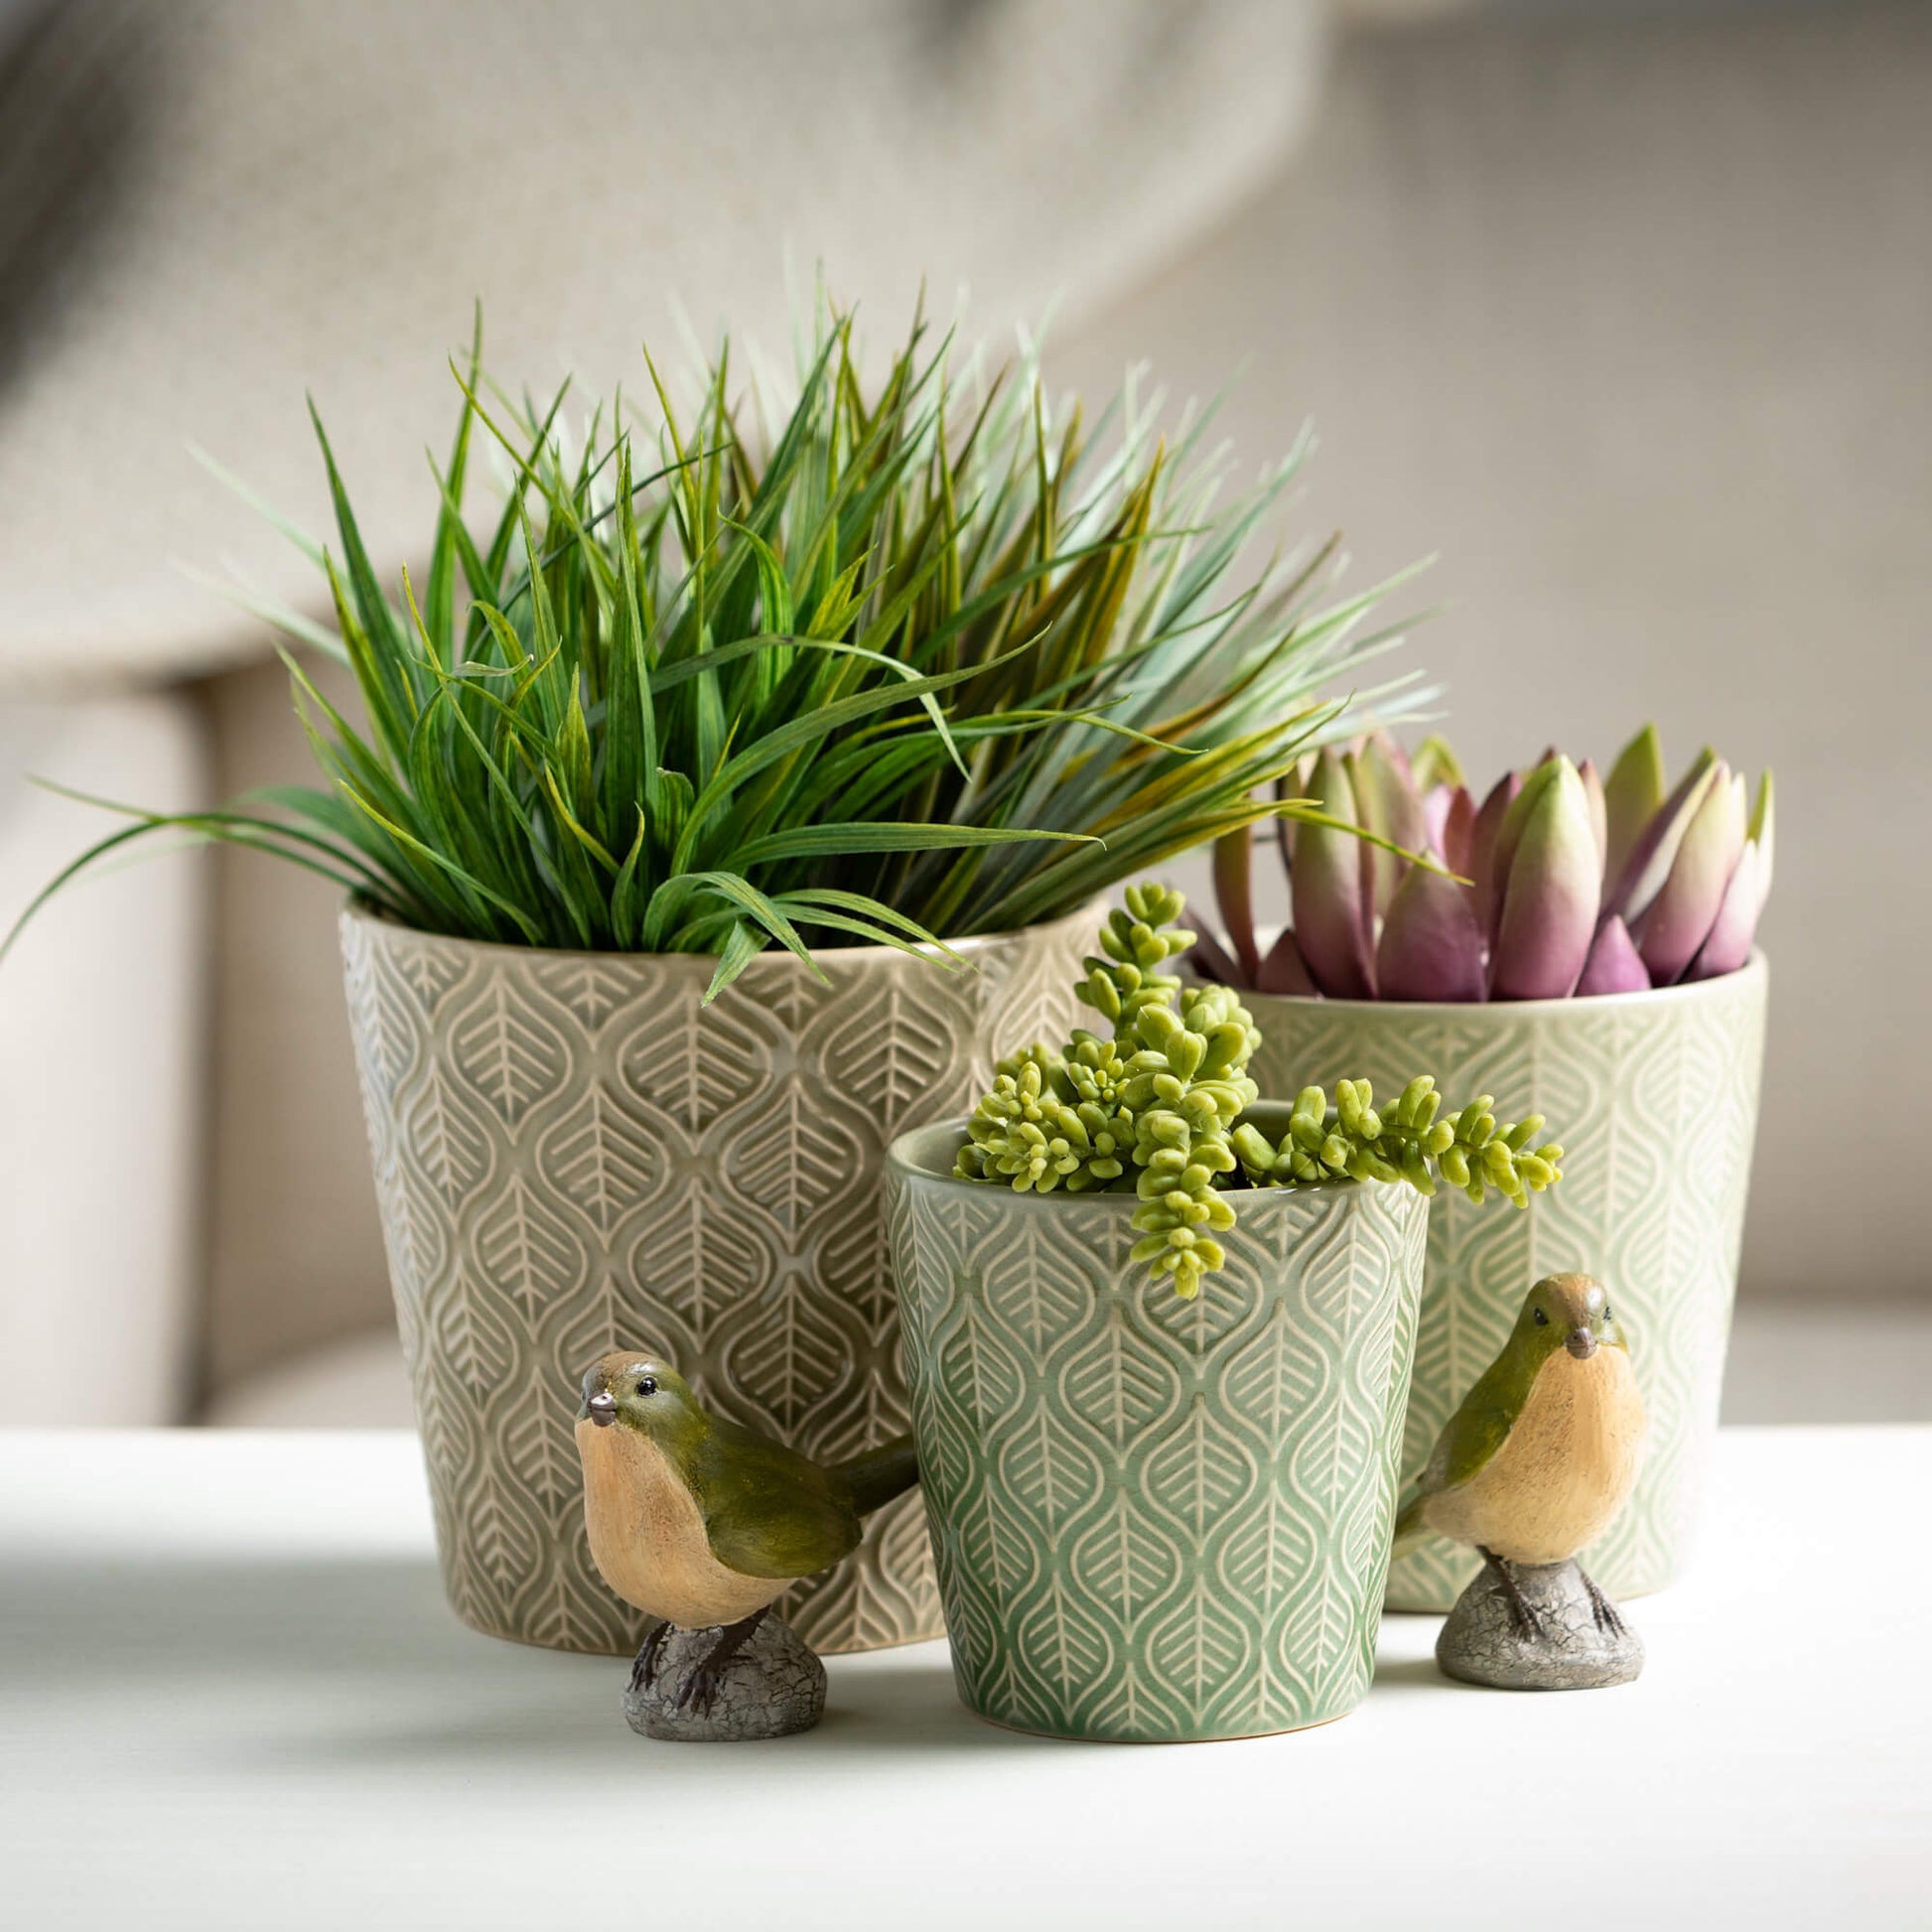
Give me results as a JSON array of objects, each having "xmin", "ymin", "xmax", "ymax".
[
  {"xmin": 628, "ymin": 1618, "xmax": 672, "ymax": 1695},
  {"xmin": 1579, "ymin": 1568, "xmax": 1625, "ymax": 1637},
  {"xmin": 671, "ymin": 1608, "xmax": 766, "ymax": 1718},
  {"xmin": 1477, "ymin": 1546, "xmax": 1545, "ymax": 1641}
]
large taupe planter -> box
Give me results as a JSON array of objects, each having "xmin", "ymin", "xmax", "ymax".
[
  {"xmin": 340, "ymin": 899, "xmax": 1091, "ymax": 1655},
  {"xmin": 887, "ymin": 1106, "xmax": 1429, "ymax": 1742},
  {"xmin": 1243, "ymin": 954, "xmax": 1767, "ymax": 1609}
]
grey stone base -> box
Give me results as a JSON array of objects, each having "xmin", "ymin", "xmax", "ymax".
[
  {"xmin": 1437, "ymin": 1558, "xmax": 1644, "ymax": 1691},
  {"xmin": 621, "ymin": 1616, "xmax": 826, "ymax": 1741}
]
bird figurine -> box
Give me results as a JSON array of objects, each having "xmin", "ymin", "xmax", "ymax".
[
  {"xmin": 1392, "ymin": 1272, "xmax": 1644, "ymax": 1640},
  {"xmin": 574, "ymin": 1349, "xmax": 919, "ymax": 1719}
]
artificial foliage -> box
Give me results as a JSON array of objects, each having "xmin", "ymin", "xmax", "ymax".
[
  {"xmin": 957, "ymin": 884, "xmax": 1258, "ymax": 1297},
  {"xmin": 957, "ymin": 885, "xmax": 1565, "ymax": 1296},
  {"xmin": 1202, "ymin": 724, "xmax": 1772, "ymax": 1003},
  {"xmin": 10, "ymin": 296, "xmax": 1429, "ymax": 1000},
  {"xmin": 1228, "ymin": 1078, "xmax": 1563, "ymax": 1205}
]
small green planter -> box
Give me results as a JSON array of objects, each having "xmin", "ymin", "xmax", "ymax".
[
  {"xmin": 1242, "ymin": 954, "xmax": 1768, "ymax": 1609},
  {"xmin": 886, "ymin": 1105, "xmax": 1428, "ymax": 1743}
]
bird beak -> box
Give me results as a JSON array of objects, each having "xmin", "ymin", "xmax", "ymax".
[
  {"xmin": 586, "ymin": 1392, "xmax": 618, "ymax": 1428},
  {"xmin": 1566, "ymin": 1327, "xmax": 1597, "ymax": 1360}
]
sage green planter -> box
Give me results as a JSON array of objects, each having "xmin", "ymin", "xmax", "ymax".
[
  {"xmin": 886, "ymin": 1106, "xmax": 1429, "ymax": 1743},
  {"xmin": 1243, "ymin": 953, "xmax": 1767, "ymax": 1610}
]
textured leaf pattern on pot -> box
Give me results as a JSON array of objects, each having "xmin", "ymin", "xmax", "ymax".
[
  {"xmin": 889, "ymin": 1171, "xmax": 1429, "ymax": 1740},
  {"xmin": 1245, "ymin": 962, "xmax": 1766, "ymax": 1607},
  {"xmin": 341, "ymin": 898, "xmax": 1091, "ymax": 1656}
]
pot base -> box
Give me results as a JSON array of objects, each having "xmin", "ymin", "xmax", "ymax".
[{"xmin": 961, "ymin": 1699, "xmax": 1359, "ymax": 1745}]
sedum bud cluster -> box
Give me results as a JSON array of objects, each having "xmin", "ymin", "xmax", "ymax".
[
  {"xmin": 958, "ymin": 888, "xmax": 1568, "ymax": 1298},
  {"xmin": 1228, "ymin": 1076, "xmax": 1565, "ymax": 1207},
  {"xmin": 956, "ymin": 884, "xmax": 1261, "ymax": 1298}
]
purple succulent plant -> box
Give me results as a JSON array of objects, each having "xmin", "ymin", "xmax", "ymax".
[{"xmin": 1200, "ymin": 726, "xmax": 1772, "ymax": 1003}]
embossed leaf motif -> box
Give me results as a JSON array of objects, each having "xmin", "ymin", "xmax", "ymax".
[
  {"xmin": 473, "ymin": 1173, "xmax": 588, "ymax": 1317},
  {"xmin": 1146, "ymin": 1585, "xmax": 1254, "ymax": 1712},
  {"xmin": 344, "ymin": 904, "xmax": 1098, "ymax": 1660},
  {"xmin": 449, "ymin": 977, "xmax": 566, "ymax": 1126},
  {"xmin": 817, "ymin": 1194, "xmax": 897, "ymax": 1346},
  {"xmin": 722, "ymin": 1287, "xmax": 854, "ymax": 1437},
  {"xmin": 1144, "ymin": 1406, "xmax": 1257, "ymax": 1544},
  {"xmin": 933, "ymin": 1294, "xmax": 1029, "ymax": 1436},
  {"xmin": 499, "ymin": 1358, "xmax": 585, "ymax": 1514},
  {"xmin": 403, "ymin": 1064, "xmax": 491, "ymax": 1205},
  {"xmin": 889, "ymin": 1173, "xmax": 1432, "ymax": 1739},
  {"xmin": 1070, "ymin": 1490, "xmax": 1183, "ymax": 1622},
  {"xmin": 818, "ymin": 977, "xmax": 957, "ymax": 1140},
  {"xmin": 629, "ymin": 1184, "xmax": 772, "ymax": 1356},
  {"xmin": 1016, "ymin": 1577, "xmax": 1114, "ymax": 1713},
  {"xmin": 1216, "ymin": 1489, "xmax": 1309, "ymax": 1612},
  {"xmin": 999, "ymin": 1407, "xmax": 1104, "ymax": 1535},
  {"xmin": 618, "ymin": 984, "xmax": 769, "ymax": 1135},
  {"xmin": 536, "ymin": 957, "xmax": 631, "ymax": 1031},
  {"xmin": 394, "ymin": 938, "xmax": 467, "ymax": 1009},
  {"xmin": 425, "ymin": 1267, "xmax": 518, "ymax": 1399},
  {"xmin": 540, "ymin": 1085, "xmax": 658, "ymax": 1233},
  {"xmin": 727, "ymin": 1080, "xmax": 862, "ymax": 1238},
  {"xmin": 983, "ymin": 1221, "xmax": 1094, "ymax": 1357},
  {"xmin": 1252, "ymin": 964, "xmax": 1765, "ymax": 1608},
  {"xmin": 1060, "ymin": 1308, "xmax": 1178, "ymax": 1450}
]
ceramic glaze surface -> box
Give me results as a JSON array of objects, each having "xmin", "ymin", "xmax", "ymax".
[
  {"xmin": 1244, "ymin": 955, "xmax": 1766, "ymax": 1608},
  {"xmin": 340, "ymin": 901, "xmax": 1090, "ymax": 1655},
  {"xmin": 887, "ymin": 1118, "xmax": 1428, "ymax": 1742}
]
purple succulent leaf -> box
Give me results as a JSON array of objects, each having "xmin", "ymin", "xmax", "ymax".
[
  {"xmin": 1441, "ymin": 785, "xmax": 1476, "ymax": 878},
  {"xmin": 1636, "ymin": 767, "xmax": 1746, "ymax": 985},
  {"xmin": 1683, "ymin": 841, "xmax": 1762, "ymax": 982},
  {"xmin": 1346, "ymin": 731, "xmax": 1426, "ymax": 917},
  {"xmin": 1602, "ymin": 724, "xmax": 1668, "ymax": 890},
  {"xmin": 1579, "ymin": 758, "xmax": 1607, "ymax": 866},
  {"xmin": 1490, "ymin": 758, "xmax": 1601, "ymax": 1000},
  {"xmin": 1187, "ymin": 930, "xmax": 1240, "ymax": 987},
  {"xmin": 1274, "ymin": 756, "xmax": 1313, "ymax": 868},
  {"xmin": 1410, "ymin": 734, "xmax": 1466, "ymax": 793},
  {"xmin": 1575, "ymin": 914, "xmax": 1652, "ymax": 996},
  {"xmin": 1291, "ymin": 748, "xmax": 1377, "ymax": 999},
  {"xmin": 1255, "ymin": 926, "xmax": 1318, "ymax": 996},
  {"xmin": 1422, "ymin": 783, "xmax": 1450, "ymax": 857},
  {"xmin": 1377, "ymin": 862, "xmax": 1485, "ymax": 1002},
  {"xmin": 1603, "ymin": 745, "xmax": 1719, "ymax": 924},
  {"xmin": 1212, "ymin": 827, "xmax": 1260, "ymax": 984},
  {"xmin": 1484, "ymin": 757, "xmax": 1565, "ymax": 947},
  {"xmin": 1469, "ymin": 770, "xmax": 1523, "ymax": 940},
  {"xmin": 1748, "ymin": 769, "xmax": 1775, "ymax": 914}
]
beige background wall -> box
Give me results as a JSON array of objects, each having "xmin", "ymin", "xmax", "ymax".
[
  {"xmin": 1073, "ymin": 2, "xmax": 1932, "ymax": 1309},
  {"xmin": 197, "ymin": 2, "xmax": 1930, "ymax": 1402}
]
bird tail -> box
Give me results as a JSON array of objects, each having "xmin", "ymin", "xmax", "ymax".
[
  {"xmin": 834, "ymin": 1433, "xmax": 920, "ymax": 1517},
  {"xmin": 1390, "ymin": 1488, "xmax": 1429, "ymax": 1558}
]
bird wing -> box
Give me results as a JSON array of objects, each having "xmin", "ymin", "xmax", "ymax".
[
  {"xmin": 1427, "ymin": 1345, "xmax": 1548, "ymax": 1495},
  {"xmin": 1436, "ymin": 1391, "xmax": 1521, "ymax": 1492},
  {"xmin": 687, "ymin": 1419, "xmax": 863, "ymax": 1583}
]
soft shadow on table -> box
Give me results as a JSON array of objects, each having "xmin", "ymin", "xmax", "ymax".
[{"xmin": 2, "ymin": 1552, "xmax": 1049, "ymax": 1767}]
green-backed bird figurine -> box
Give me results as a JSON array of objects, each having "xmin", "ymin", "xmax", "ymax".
[
  {"xmin": 1392, "ymin": 1273, "xmax": 1644, "ymax": 1636},
  {"xmin": 575, "ymin": 1350, "xmax": 919, "ymax": 1714}
]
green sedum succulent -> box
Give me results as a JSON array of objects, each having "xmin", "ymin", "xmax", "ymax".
[
  {"xmin": 957, "ymin": 885, "xmax": 1565, "ymax": 1296},
  {"xmin": 1229, "ymin": 1078, "xmax": 1564, "ymax": 1206}
]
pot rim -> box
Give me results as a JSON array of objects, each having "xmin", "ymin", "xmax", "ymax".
[
  {"xmin": 1222, "ymin": 945, "xmax": 1766, "ymax": 1018},
  {"xmin": 342, "ymin": 890, "xmax": 1104, "ymax": 968},
  {"xmin": 887, "ymin": 1102, "xmax": 1411, "ymax": 1215}
]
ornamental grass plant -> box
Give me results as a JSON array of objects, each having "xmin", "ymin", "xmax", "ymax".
[{"xmin": 18, "ymin": 297, "xmax": 1429, "ymax": 1000}]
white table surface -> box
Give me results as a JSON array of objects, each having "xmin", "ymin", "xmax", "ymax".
[{"xmin": 3, "ymin": 1428, "xmax": 1927, "ymax": 1931}]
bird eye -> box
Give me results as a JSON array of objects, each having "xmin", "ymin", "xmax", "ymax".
[
  {"xmin": 1603, "ymin": 1308, "xmax": 1612, "ymax": 1323},
  {"xmin": 635, "ymin": 1376, "xmax": 657, "ymax": 1397},
  {"xmin": 1533, "ymin": 1308, "xmax": 1549, "ymax": 1325}
]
